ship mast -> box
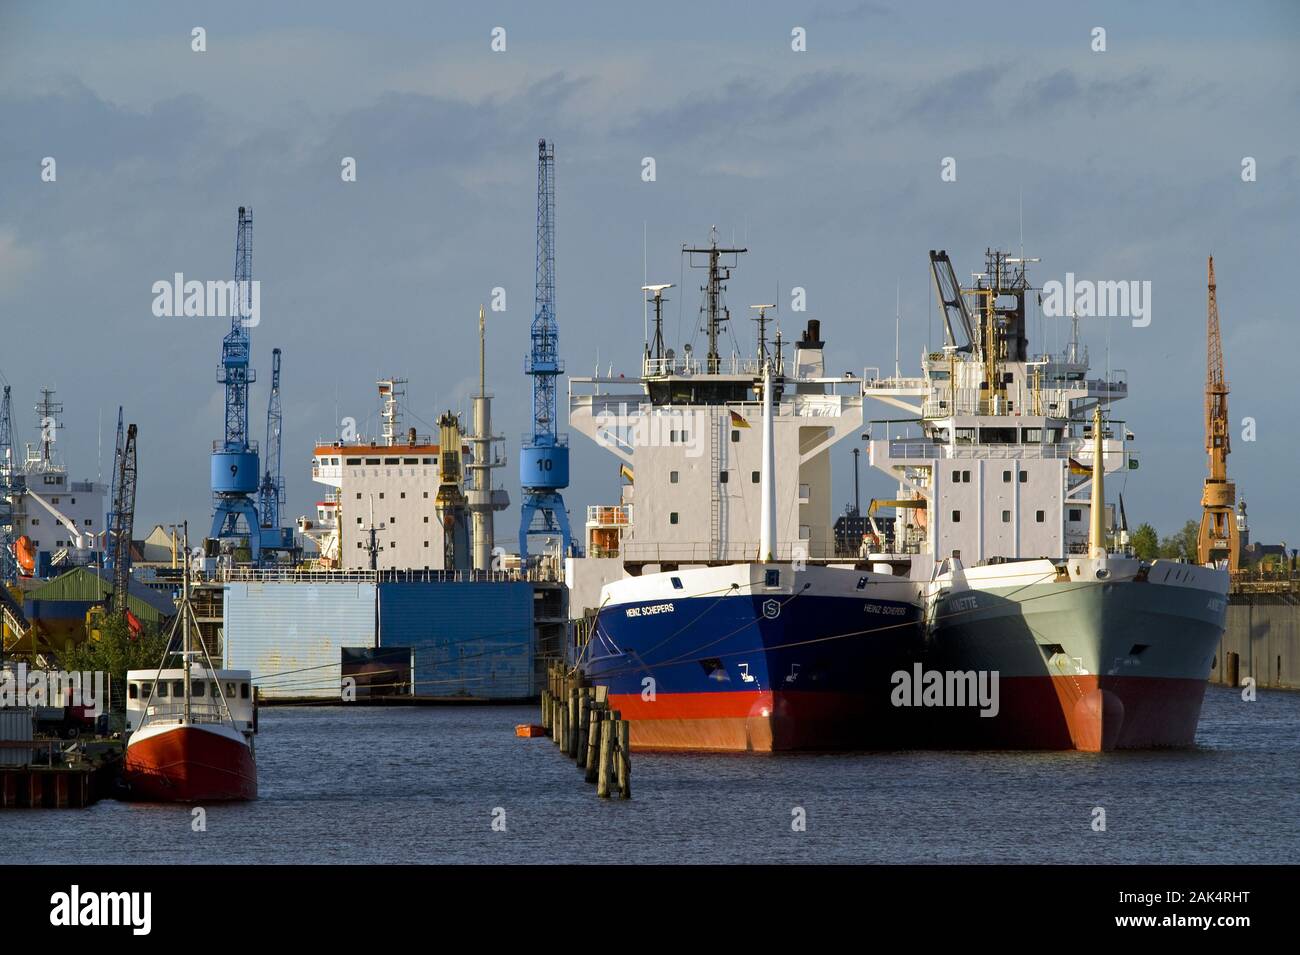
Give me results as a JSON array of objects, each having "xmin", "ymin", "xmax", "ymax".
[
  {"xmin": 182, "ymin": 522, "xmax": 192, "ymax": 724},
  {"xmin": 759, "ymin": 362, "xmax": 776, "ymax": 562},
  {"xmin": 1088, "ymin": 406, "xmax": 1107, "ymax": 560},
  {"xmin": 684, "ymin": 227, "xmax": 747, "ymax": 374}
]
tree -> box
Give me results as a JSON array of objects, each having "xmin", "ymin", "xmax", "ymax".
[
  {"xmin": 1158, "ymin": 520, "xmax": 1201, "ymax": 561},
  {"xmin": 59, "ymin": 611, "xmax": 171, "ymax": 712},
  {"xmin": 1131, "ymin": 522, "xmax": 1159, "ymax": 560}
]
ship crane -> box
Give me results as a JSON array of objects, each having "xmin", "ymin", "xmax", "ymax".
[{"xmin": 1197, "ymin": 256, "xmax": 1240, "ymax": 570}]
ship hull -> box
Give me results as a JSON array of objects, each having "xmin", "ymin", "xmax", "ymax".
[
  {"xmin": 124, "ymin": 722, "xmax": 257, "ymax": 802},
  {"xmin": 585, "ymin": 564, "xmax": 923, "ymax": 752},
  {"xmin": 920, "ymin": 559, "xmax": 1228, "ymax": 751}
]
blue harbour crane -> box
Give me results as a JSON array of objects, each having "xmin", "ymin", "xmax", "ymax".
[
  {"xmin": 258, "ymin": 347, "xmax": 293, "ymax": 555},
  {"xmin": 518, "ymin": 139, "xmax": 571, "ymax": 561},
  {"xmin": 209, "ymin": 206, "xmax": 262, "ymax": 561}
]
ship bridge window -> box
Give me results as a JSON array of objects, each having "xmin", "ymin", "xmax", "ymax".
[
  {"xmin": 193, "ymin": 682, "xmax": 207, "ymax": 698},
  {"xmin": 172, "ymin": 681, "xmax": 183, "ymax": 696},
  {"xmin": 128, "ymin": 683, "xmax": 138, "ymax": 699},
  {"xmin": 1021, "ymin": 427, "xmax": 1042, "ymax": 443},
  {"xmin": 156, "ymin": 682, "xmax": 168, "ymax": 698},
  {"xmin": 670, "ymin": 471, "xmax": 679, "ymax": 484},
  {"xmin": 225, "ymin": 683, "xmax": 237, "ymax": 698},
  {"xmin": 241, "ymin": 684, "xmax": 250, "ymax": 699},
  {"xmin": 670, "ymin": 576, "xmax": 683, "ymax": 590},
  {"xmin": 140, "ymin": 682, "xmax": 152, "ymax": 698},
  {"xmin": 765, "ymin": 569, "xmax": 780, "ymax": 588},
  {"xmin": 930, "ymin": 370, "xmax": 950, "ymax": 381},
  {"xmin": 403, "ymin": 458, "xmax": 418, "ymax": 465},
  {"xmin": 979, "ymin": 427, "xmax": 1018, "ymax": 444},
  {"xmin": 1046, "ymin": 428, "xmax": 1065, "ymax": 444},
  {"xmin": 365, "ymin": 458, "xmax": 380, "ymax": 465},
  {"xmin": 955, "ymin": 428, "xmax": 976, "ymax": 445}
]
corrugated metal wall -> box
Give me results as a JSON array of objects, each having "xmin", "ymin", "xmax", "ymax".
[
  {"xmin": 225, "ymin": 581, "xmax": 376, "ymax": 700},
  {"xmin": 223, "ymin": 580, "xmax": 537, "ymax": 701},
  {"xmin": 379, "ymin": 582, "xmax": 534, "ymax": 700}
]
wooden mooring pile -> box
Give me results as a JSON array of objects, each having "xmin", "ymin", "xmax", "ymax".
[{"xmin": 540, "ymin": 662, "xmax": 630, "ymax": 799}]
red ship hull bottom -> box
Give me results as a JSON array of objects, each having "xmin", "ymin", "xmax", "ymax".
[
  {"xmin": 612, "ymin": 676, "xmax": 1208, "ymax": 752},
  {"xmin": 611, "ymin": 690, "xmax": 903, "ymax": 752},
  {"xmin": 124, "ymin": 725, "xmax": 257, "ymax": 802}
]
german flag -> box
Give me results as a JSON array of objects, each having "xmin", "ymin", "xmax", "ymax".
[{"xmin": 729, "ymin": 410, "xmax": 750, "ymax": 429}]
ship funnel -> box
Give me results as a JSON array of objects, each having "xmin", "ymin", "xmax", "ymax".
[
  {"xmin": 759, "ymin": 363, "xmax": 776, "ymax": 562},
  {"xmin": 1088, "ymin": 405, "xmax": 1107, "ymax": 560}
]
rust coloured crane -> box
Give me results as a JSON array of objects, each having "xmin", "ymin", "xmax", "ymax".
[{"xmin": 1197, "ymin": 256, "xmax": 1240, "ymax": 570}]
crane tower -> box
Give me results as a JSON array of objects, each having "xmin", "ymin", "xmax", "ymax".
[
  {"xmin": 1197, "ymin": 255, "xmax": 1240, "ymax": 570},
  {"xmin": 518, "ymin": 139, "xmax": 571, "ymax": 561},
  {"xmin": 209, "ymin": 206, "xmax": 263, "ymax": 560}
]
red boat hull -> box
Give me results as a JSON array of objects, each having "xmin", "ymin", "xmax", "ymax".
[{"xmin": 124, "ymin": 724, "xmax": 257, "ymax": 802}]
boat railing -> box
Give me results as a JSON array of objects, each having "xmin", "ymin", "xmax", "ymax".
[
  {"xmin": 642, "ymin": 354, "xmax": 788, "ymax": 378},
  {"xmin": 620, "ymin": 540, "xmax": 840, "ymax": 562},
  {"xmin": 140, "ymin": 701, "xmax": 232, "ymax": 727}
]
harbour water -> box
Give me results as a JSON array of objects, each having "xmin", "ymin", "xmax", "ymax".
[{"xmin": 7, "ymin": 685, "xmax": 1297, "ymax": 864}]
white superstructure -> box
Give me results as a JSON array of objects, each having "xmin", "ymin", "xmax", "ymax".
[{"xmin": 862, "ymin": 250, "xmax": 1135, "ymax": 579}]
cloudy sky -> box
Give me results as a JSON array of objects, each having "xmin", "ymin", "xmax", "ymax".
[{"xmin": 1, "ymin": 0, "xmax": 1297, "ymax": 547}]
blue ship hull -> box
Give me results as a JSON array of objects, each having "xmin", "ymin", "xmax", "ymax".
[{"xmin": 583, "ymin": 587, "xmax": 923, "ymax": 751}]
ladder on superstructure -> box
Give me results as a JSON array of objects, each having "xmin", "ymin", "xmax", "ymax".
[{"xmin": 709, "ymin": 413, "xmax": 723, "ymax": 560}]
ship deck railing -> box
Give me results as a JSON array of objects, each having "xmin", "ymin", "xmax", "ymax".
[
  {"xmin": 884, "ymin": 440, "xmax": 1136, "ymax": 462},
  {"xmin": 138, "ymin": 701, "xmax": 233, "ymax": 727},
  {"xmin": 620, "ymin": 541, "xmax": 842, "ymax": 563}
]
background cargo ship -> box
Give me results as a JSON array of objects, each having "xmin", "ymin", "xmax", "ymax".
[{"xmin": 862, "ymin": 249, "xmax": 1228, "ymax": 750}]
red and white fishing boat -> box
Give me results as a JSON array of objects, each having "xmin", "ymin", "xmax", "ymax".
[
  {"xmin": 124, "ymin": 663, "xmax": 258, "ymax": 801},
  {"xmin": 123, "ymin": 527, "xmax": 258, "ymax": 801}
]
